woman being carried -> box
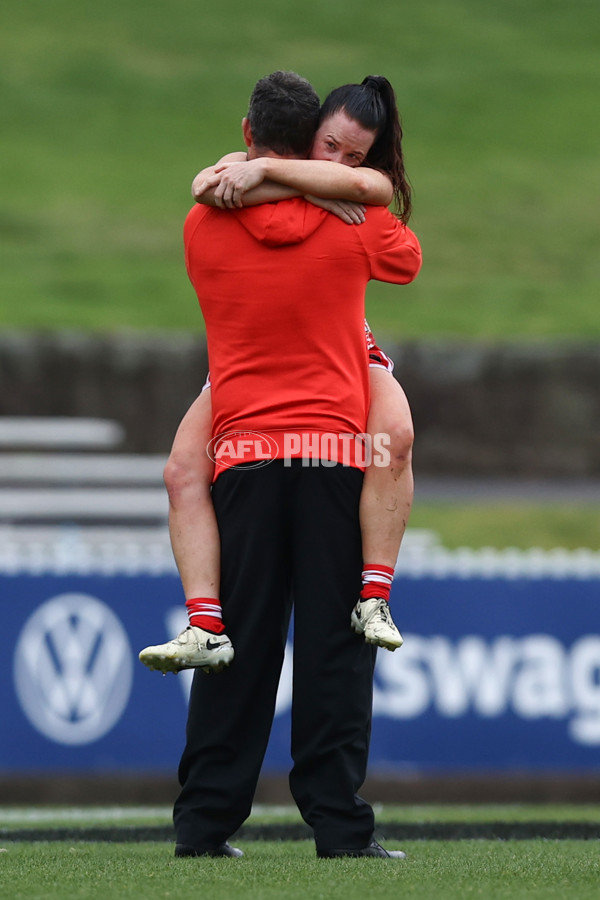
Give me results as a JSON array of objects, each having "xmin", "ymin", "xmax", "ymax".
[{"xmin": 139, "ymin": 75, "xmax": 416, "ymax": 674}]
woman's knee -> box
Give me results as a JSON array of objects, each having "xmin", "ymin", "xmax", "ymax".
[
  {"xmin": 384, "ymin": 417, "xmax": 414, "ymax": 467},
  {"xmin": 368, "ymin": 373, "xmax": 414, "ymax": 467},
  {"xmin": 163, "ymin": 449, "xmax": 211, "ymax": 506}
]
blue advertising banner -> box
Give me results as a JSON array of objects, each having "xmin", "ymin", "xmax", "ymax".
[
  {"xmin": 371, "ymin": 577, "xmax": 600, "ymax": 772},
  {"xmin": 1, "ymin": 569, "xmax": 599, "ymax": 774}
]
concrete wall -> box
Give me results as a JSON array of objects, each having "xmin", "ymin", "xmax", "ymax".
[
  {"xmin": 0, "ymin": 331, "xmax": 208, "ymax": 455},
  {"xmin": 393, "ymin": 341, "xmax": 600, "ymax": 477},
  {"xmin": 1, "ymin": 331, "xmax": 598, "ymax": 476}
]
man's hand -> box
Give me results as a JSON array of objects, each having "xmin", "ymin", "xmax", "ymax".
[
  {"xmin": 194, "ymin": 160, "xmax": 267, "ymax": 209},
  {"xmin": 305, "ymin": 195, "xmax": 366, "ymax": 225}
]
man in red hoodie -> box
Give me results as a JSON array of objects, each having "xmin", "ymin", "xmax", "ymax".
[{"xmin": 173, "ymin": 71, "xmax": 422, "ymax": 860}]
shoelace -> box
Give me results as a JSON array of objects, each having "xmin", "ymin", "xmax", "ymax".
[{"xmin": 378, "ymin": 603, "xmax": 393, "ymax": 623}]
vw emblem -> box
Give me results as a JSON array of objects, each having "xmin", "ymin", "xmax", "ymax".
[{"xmin": 13, "ymin": 593, "xmax": 133, "ymax": 746}]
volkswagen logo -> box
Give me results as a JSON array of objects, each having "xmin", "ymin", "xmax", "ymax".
[{"xmin": 13, "ymin": 593, "xmax": 133, "ymax": 746}]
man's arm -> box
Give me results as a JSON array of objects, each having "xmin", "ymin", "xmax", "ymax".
[{"xmin": 194, "ymin": 158, "xmax": 393, "ymax": 209}]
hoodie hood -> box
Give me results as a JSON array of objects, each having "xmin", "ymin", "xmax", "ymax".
[{"xmin": 234, "ymin": 198, "xmax": 328, "ymax": 247}]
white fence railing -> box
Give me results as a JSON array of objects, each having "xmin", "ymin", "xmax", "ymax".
[{"xmin": 1, "ymin": 525, "xmax": 599, "ymax": 579}]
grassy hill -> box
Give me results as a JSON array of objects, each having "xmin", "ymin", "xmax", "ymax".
[{"xmin": 1, "ymin": 0, "xmax": 598, "ymax": 338}]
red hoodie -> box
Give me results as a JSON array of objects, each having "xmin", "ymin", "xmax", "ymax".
[{"xmin": 184, "ymin": 197, "xmax": 421, "ymax": 477}]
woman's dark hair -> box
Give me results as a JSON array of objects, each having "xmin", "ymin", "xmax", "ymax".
[{"xmin": 319, "ymin": 75, "xmax": 412, "ymax": 223}]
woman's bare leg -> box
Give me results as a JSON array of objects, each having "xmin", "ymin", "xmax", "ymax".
[
  {"xmin": 139, "ymin": 389, "xmax": 233, "ymax": 675},
  {"xmin": 351, "ymin": 367, "xmax": 414, "ymax": 651},
  {"xmin": 163, "ymin": 389, "xmax": 220, "ymax": 599},
  {"xmin": 360, "ymin": 368, "xmax": 414, "ymax": 568}
]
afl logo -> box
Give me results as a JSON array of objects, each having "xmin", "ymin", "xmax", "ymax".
[
  {"xmin": 13, "ymin": 593, "xmax": 133, "ymax": 745},
  {"xmin": 206, "ymin": 430, "xmax": 278, "ymax": 469}
]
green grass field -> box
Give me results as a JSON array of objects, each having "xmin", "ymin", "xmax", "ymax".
[
  {"xmin": 2, "ymin": 806, "xmax": 600, "ymax": 900},
  {"xmin": 2, "ymin": 840, "xmax": 600, "ymax": 900},
  {"xmin": 2, "ymin": 1, "xmax": 598, "ymax": 551},
  {"xmin": 408, "ymin": 503, "xmax": 600, "ymax": 551},
  {"xmin": 2, "ymin": 0, "xmax": 598, "ymax": 338}
]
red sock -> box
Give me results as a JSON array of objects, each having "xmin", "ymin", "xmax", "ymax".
[
  {"xmin": 185, "ymin": 597, "xmax": 226, "ymax": 634},
  {"xmin": 360, "ymin": 564, "xmax": 394, "ymax": 603}
]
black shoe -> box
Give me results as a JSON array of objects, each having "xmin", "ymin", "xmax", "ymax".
[
  {"xmin": 317, "ymin": 839, "xmax": 406, "ymax": 859},
  {"xmin": 175, "ymin": 842, "xmax": 243, "ymax": 858}
]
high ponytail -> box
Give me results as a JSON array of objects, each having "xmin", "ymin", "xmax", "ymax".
[{"xmin": 319, "ymin": 75, "xmax": 412, "ymax": 223}]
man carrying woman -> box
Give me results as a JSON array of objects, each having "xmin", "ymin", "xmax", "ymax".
[
  {"xmin": 140, "ymin": 73, "xmax": 418, "ymax": 675},
  {"xmin": 160, "ymin": 70, "xmax": 420, "ymax": 859}
]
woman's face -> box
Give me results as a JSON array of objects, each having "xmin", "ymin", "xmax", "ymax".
[{"xmin": 311, "ymin": 109, "xmax": 376, "ymax": 168}]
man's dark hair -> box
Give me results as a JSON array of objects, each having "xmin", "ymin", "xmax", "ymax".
[{"xmin": 247, "ymin": 71, "xmax": 320, "ymax": 157}]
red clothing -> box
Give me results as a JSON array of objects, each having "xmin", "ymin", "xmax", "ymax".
[{"xmin": 184, "ymin": 198, "xmax": 421, "ymax": 477}]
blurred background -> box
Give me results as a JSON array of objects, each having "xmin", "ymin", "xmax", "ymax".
[{"xmin": 1, "ymin": 0, "xmax": 599, "ymax": 804}]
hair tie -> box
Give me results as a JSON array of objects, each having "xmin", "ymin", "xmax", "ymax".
[{"xmin": 361, "ymin": 75, "xmax": 384, "ymax": 93}]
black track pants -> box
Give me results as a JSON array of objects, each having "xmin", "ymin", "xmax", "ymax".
[{"xmin": 173, "ymin": 460, "xmax": 377, "ymax": 852}]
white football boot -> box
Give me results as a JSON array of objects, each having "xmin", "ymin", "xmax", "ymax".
[
  {"xmin": 351, "ymin": 597, "xmax": 403, "ymax": 651},
  {"xmin": 139, "ymin": 626, "xmax": 234, "ymax": 675}
]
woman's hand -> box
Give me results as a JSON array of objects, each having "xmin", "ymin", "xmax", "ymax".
[
  {"xmin": 305, "ymin": 195, "xmax": 366, "ymax": 225},
  {"xmin": 194, "ymin": 159, "xmax": 267, "ymax": 208}
]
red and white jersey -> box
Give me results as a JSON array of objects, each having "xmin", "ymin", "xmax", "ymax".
[{"xmin": 364, "ymin": 320, "xmax": 394, "ymax": 373}]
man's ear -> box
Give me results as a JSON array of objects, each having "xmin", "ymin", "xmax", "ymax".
[{"xmin": 242, "ymin": 117, "xmax": 252, "ymax": 148}]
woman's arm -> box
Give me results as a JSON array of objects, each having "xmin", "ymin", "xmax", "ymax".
[
  {"xmin": 192, "ymin": 153, "xmax": 301, "ymax": 207},
  {"xmin": 193, "ymin": 172, "xmax": 365, "ymax": 221},
  {"xmin": 194, "ymin": 176, "xmax": 300, "ymax": 207},
  {"xmin": 191, "ymin": 152, "xmax": 249, "ymax": 204},
  {"xmin": 305, "ymin": 195, "xmax": 366, "ymax": 225},
  {"xmin": 194, "ymin": 157, "xmax": 393, "ymax": 209}
]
